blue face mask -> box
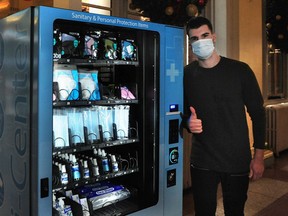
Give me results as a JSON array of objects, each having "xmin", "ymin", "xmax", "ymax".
[{"xmin": 192, "ymin": 38, "xmax": 214, "ymax": 60}]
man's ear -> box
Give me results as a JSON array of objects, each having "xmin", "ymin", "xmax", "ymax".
[{"xmin": 212, "ymin": 33, "xmax": 217, "ymax": 43}]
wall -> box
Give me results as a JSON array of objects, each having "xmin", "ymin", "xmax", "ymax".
[
  {"xmin": 239, "ymin": 0, "xmax": 263, "ymax": 90},
  {"xmin": 53, "ymin": 0, "xmax": 81, "ymax": 11},
  {"xmin": 239, "ymin": 0, "xmax": 263, "ymax": 148}
]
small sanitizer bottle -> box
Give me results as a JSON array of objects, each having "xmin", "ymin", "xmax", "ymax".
[
  {"xmin": 61, "ymin": 164, "xmax": 69, "ymax": 185},
  {"xmin": 101, "ymin": 149, "xmax": 110, "ymax": 173},
  {"xmin": 83, "ymin": 160, "xmax": 90, "ymax": 179},
  {"xmin": 92, "ymin": 158, "xmax": 100, "ymax": 177},
  {"xmin": 71, "ymin": 155, "xmax": 81, "ymax": 181},
  {"xmin": 111, "ymin": 155, "xmax": 119, "ymax": 173}
]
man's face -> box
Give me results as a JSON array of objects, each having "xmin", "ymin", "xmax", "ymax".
[{"xmin": 188, "ymin": 24, "xmax": 216, "ymax": 45}]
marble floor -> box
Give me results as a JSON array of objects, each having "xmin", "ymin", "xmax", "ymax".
[{"xmin": 183, "ymin": 150, "xmax": 288, "ymax": 216}]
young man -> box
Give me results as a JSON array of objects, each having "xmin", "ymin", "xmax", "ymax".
[{"xmin": 182, "ymin": 16, "xmax": 266, "ymax": 215}]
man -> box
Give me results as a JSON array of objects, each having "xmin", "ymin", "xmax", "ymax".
[{"xmin": 182, "ymin": 16, "xmax": 266, "ymax": 215}]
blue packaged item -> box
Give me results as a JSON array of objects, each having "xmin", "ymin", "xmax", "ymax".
[
  {"xmin": 78, "ymin": 69, "xmax": 101, "ymax": 101},
  {"xmin": 53, "ymin": 64, "xmax": 79, "ymax": 101}
]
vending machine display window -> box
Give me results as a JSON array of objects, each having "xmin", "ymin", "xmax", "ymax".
[{"xmin": 51, "ymin": 19, "xmax": 160, "ymax": 215}]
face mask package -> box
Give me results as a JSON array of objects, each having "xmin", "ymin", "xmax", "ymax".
[
  {"xmin": 53, "ymin": 28, "xmax": 62, "ymax": 60},
  {"xmin": 53, "ymin": 64, "xmax": 79, "ymax": 101},
  {"xmin": 98, "ymin": 106, "xmax": 114, "ymax": 141},
  {"xmin": 77, "ymin": 182, "xmax": 131, "ymax": 211},
  {"xmin": 65, "ymin": 108, "xmax": 85, "ymax": 146},
  {"xmin": 53, "ymin": 109, "xmax": 69, "ymax": 149},
  {"xmin": 114, "ymin": 105, "xmax": 130, "ymax": 139},
  {"xmin": 121, "ymin": 39, "xmax": 137, "ymax": 61},
  {"xmin": 61, "ymin": 31, "xmax": 81, "ymax": 58},
  {"xmin": 102, "ymin": 35, "xmax": 119, "ymax": 60},
  {"xmin": 82, "ymin": 107, "xmax": 101, "ymax": 144},
  {"xmin": 78, "ymin": 68, "xmax": 101, "ymax": 101},
  {"xmin": 121, "ymin": 86, "xmax": 136, "ymax": 100},
  {"xmin": 84, "ymin": 30, "xmax": 101, "ymax": 60}
]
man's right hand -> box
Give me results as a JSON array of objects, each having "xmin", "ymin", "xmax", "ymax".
[{"xmin": 188, "ymin": 106, "xmax": 203, "ymax": 133}]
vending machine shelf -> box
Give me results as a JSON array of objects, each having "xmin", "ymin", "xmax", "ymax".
[{"xmin": 52, "ymin": 138, "xmax": 140, "ymax": 155}]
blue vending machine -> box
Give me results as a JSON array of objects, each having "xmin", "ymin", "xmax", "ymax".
[{"xmin": 0, "ymin": 6, "xmax": 184, "ymax": 216}]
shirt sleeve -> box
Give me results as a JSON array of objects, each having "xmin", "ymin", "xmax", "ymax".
[{"xmin": 241, "ymin": 64, "xmax": 266, "ymax": 149}]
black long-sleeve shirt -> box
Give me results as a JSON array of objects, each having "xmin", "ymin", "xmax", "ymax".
[{"xmin": 183, "ymin": 57, "xmax": 266, "ymax": 173}]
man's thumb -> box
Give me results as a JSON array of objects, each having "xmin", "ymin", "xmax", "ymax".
[{"xmin": 190, "ymin": 106, "xmax": 197, "ymax": 119}]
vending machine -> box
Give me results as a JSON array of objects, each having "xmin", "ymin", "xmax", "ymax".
[{"xmin": 0, "ymin": 6, "xmax": 184, "ymax": 216}]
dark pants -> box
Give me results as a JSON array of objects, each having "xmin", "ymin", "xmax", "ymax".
[{"xmin": 191, "ymin": 165, "xmax": 249, "ymax": 216}]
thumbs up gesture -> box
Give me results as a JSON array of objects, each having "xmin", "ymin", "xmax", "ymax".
[{"xmin": 188, "ymin": 106, "xmax": 203, "ymax": 133}]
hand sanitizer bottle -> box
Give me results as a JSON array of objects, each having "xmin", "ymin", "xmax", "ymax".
[
  {"xmin": 92, "ymin": 158, "xmax": 100, "ymax": 177},
  {"xmin": 58, "ymin": 198, "xmax": 73, "ymax": 216},
  {"xmin": 61, "ymin": 164, "xmax": 69, "ymax": 185},
  {"xmin": 71, "ymin": 155, "xmax": 81, "ymax": 181},
  {"xmin": 83, "ymin": 160, "xmax": 90, "ymax": 179},
  {"xmin": 101, "ymin": 149, "xmax": 110, "ymax": 173},
  {"xmin": 110, "ymin": 154, "xmax": 119, "ymax": 173}
]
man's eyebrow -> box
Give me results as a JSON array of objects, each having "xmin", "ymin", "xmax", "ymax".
[
  {"xmin": 190, "ymin": 32, "xmax": 211, "ymax": 40},
  {"xmin": 202, "ymin": 32, "xmax": 210, "ymax": 36},
  {"xmin": 189, "ymin": 36, "xmax": 198, "ymax": 40}
]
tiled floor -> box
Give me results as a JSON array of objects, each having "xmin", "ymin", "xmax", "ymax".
[{"xmin": 183, "ymin": 150, "xmax": 288, "ymax": 216}]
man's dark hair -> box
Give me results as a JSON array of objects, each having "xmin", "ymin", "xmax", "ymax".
[{"xmin": 186, "ymin": 16, "xmax": 213, "ymax": 35}]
